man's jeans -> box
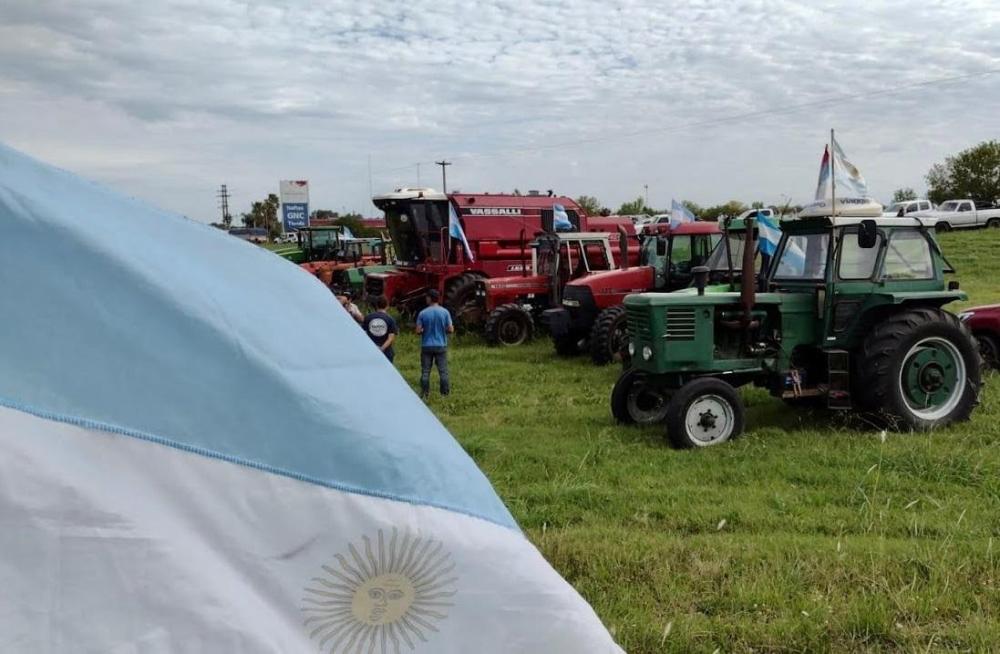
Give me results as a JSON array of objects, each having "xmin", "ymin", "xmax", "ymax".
[{"xmin": 420, "ymin": 347, "xmax": 449, "ymax": 396}]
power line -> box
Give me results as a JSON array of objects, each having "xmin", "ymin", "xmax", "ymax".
[{"xmin": 368, "ymin": 67, "xmax": 1000, "ymax": 177}]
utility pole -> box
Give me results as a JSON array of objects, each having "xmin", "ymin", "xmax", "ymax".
[
  {"xmin": 644, "ymin": 184, "xmax": 649, "ymax": 209},
  {"xmin": 435, "ymin": 160, "xmax": 452, "ymax": 193},
  {"xmin": 216, "ymin": 184, "xmax": 232, "ymax": 227}
]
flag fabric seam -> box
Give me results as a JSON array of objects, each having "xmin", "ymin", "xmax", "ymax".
[{"xmin": 0, "ymin": 395, "xmax": 519, "ymax": 532}]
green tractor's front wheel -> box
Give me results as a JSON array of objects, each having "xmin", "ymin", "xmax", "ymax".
[
  {"xmin": 664, "ymin": 378, "xmax": 745, "ymax": 448},
  {"xmin": 610, "ymin": 368, "xmax": 671, "ymax": 425},
  {"xmin": 857, "ymin": 307, "xmax": 980, "ymax": 429}
]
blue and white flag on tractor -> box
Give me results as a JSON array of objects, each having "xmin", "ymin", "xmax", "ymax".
[
  {"xmin": 815, "ymin": 136, "xmax": 869, "ymax": 201},
  {"xmin": 831, "ymin": 134, "xmax": 869, "ymax": 198},
  {"xmin": 756, "ymin": 210, "xmax": 782, "ymax": 257},
  {"xmin": 0, "ymin": 143, "xmax": 621, "ymax": 653},
  {"xmin": 671, "ymin": 199, "xmax": 696, "ymax": 228},
  {"xmin": 553, "ymin": 203, "xmax": 573, "ymax": 231},
  {"xmin": 448, "ymin": 201, "xmax": 475, "ymax": 262}
]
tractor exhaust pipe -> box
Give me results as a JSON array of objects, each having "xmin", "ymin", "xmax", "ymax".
[
  {"xmin": 741, "ymin": 215, "xmax": 756, "ymax": 326},
  {"xmin": 617, "ymin": 227, "xmax": 629, "ymax": 270}
]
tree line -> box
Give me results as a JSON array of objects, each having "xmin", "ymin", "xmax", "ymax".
[{"xmin": 218, "ymin": 140, "xmax": 999, "ymax": 232}]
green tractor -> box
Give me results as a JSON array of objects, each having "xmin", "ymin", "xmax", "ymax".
[{"xmin": 611, "ymin": 214, "xmax": 981, "ymax": 448}]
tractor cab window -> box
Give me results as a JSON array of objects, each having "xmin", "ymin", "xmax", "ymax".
[
  {"xmin": 706, "ymin": 233, "xmax": 746, "ymax": 272},
  {"xmin": 670, "ymin": 236, "xmax": 692, "ymax": 267},
  {"xmin": 838, "ymin": 229, "xmax": 882, "ymax": 280},
  {"xmin": 384, "ymin": 206, "xmax": 426, "ymax": 264},
  {"xmin": 881, "ymin": 230, "xmax": 934, "ymax": 280},
  {"xmin": 774, "ymin": 232, "xmax": 829, "ymax": 281},
  {"xmin": 567, "ymin": 241, "xmax": 592, "ymax": 278},
  {"xmin": 640, "ymin": 237, "xmax": 660, "ymax": 266}
]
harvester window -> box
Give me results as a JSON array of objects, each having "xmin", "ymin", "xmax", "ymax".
[
  {"xmin": 838, "ymin": 230, "xmax": 882, "ymax": 280},
  {"xmin": 882, "ymin": 231, "xmax": 934, "ymax": 280},
  {"xmin": 774, "ymin": 233, "xmax": 829, "ymax": 281}
]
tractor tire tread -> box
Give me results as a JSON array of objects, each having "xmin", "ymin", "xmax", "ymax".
[
  {"xmin": 856, "ymin": 306, "xmax": 979, "ymax": 428},
  {"xmin": 484, "ymin": 303, "xmax": 534, "ymax": 346},
  {"xmin": 590, "ymin": 305, "xmax": 628, "ymax": 366}
]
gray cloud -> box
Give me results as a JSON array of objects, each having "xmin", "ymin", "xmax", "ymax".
[{"xmin": 1, "ymin": 0, "xmax": 998, "ymax": 220}]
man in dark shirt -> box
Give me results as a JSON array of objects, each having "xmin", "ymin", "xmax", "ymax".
[{"xmin": 362, "ymin": 295, "xmax": 398, "ymax": 362}]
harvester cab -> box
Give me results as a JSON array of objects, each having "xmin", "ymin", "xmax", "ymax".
[
  {"xmin": 612, "ymin": 213, "xmax": 980, "ymax": 448},
  {"xmin": 476, "ymin": 231, "xmax": 619, "ymax": 346},
  {"xmin": 373, "ymin": 188, "xmax": 451, "ymax": 266},
  {"xmin": 544, "ymin": 222, "xmax": 722, "ymax": 365}
]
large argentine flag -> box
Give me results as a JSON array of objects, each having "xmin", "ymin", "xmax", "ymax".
[{"xmin": 0, "ymin": 144, "xmax": 621, "ymax": 653}]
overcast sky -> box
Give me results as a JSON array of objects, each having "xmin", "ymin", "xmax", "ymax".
[{"xmin": 1, "ymin": 1, "xmax": 998, "ymax": 222}]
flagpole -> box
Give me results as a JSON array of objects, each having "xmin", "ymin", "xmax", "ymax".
[{"xmin": 830, "ymin": 128, "xmax": 836, "ymax": 218}]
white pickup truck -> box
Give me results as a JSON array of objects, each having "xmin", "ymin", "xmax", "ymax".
[
  {"xmin": 882, "ymin": 199, "xmax": 935, "ymax": 217},
  {"xmin": 925, "ymin": 199, "xmax": 1000, "ymax": 231}
]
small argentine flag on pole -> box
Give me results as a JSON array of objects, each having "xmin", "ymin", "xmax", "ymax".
[
  {"xmin": 670, "ymin": 199, "xmax": 695, "ymax": 228},
  {"xmin": 448, "ymin": 202, "xmax": 475, "ymax": 262},
  {"xmin": 0, "ymin": 143, "xmax": 621, "ymax": 653},
  {"xmin": 756, "ymin": 210, "xmax": 782, "ymax": 257}
]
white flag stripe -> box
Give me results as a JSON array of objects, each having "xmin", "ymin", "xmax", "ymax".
[{"xmin": 0, "ymin": 405, "xmax": 622, "ymax": 654}]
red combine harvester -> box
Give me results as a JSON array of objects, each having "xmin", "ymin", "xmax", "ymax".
[
  {"xmin": 366, "ymin": 188, "xmax": 636, "ymax": 324},
  {"xmin": 544, "ymin": 221, "xmax": 722, "ymax": 364}
]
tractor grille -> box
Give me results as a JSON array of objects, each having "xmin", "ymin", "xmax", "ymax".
[
  {"xmin": 664, "ymin": 308, "xmax": 697, "ymax": 341},
  {"xmin": 626, "ymin": 306, "xmax": 651, "ymax": 341}
]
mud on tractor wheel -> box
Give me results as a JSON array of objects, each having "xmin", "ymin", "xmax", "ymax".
[
  {"xmin": 856, "ymin": 307, "xmax": 980, "ymax": 430},
  {"xmin": 444, "ymin": 272, "xmax": 486, "ymax": 329},
  {"xmin": 590, "ymin": 305, "xmax": 629, "ymax": 366},
  {"xmin": 484, "ymin": 304, "xmax": 534, "ymax": 346}
]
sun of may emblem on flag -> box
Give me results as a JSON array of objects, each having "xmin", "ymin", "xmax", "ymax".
[{"xmin": 302, "ymin": 529, "xmax": 458, "ymax": 653}]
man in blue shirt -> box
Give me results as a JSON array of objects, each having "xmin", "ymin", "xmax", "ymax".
[
  {"xmin": 362, "ymin": 295, "xmax": 398, "ymax": 362},
  {"xmin": 415, "ymin": 289, "xmax": 454, "ymax": 398}
]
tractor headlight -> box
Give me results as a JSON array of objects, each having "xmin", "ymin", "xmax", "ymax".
[
  {"xmin": 628, "ymin": 342, "xmax": 636, "ymax": 357},
  {"xmin": 642, "ymin": 346, "xmax": 653, "ymax": 361}
]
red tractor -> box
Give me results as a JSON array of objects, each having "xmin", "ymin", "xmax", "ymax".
[
  {"xmin": 959, "ymin": 304, "xmax": 1000, "ymax": 369},
  {"xmin": 543, "ymin": 221, "xmax": 722, "ymax": 364},
  {"xmin": 475, "ymin": 230, "xmax": 630, "ymax": 345},
  {"xmin": 365, "ymin": 188, "xmax": 635, "ymax": 325}
]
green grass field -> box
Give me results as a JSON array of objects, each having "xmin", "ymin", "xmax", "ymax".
[{"xmin": 390, "ymin": 229, "xmax": 1000, "ymax": 653}]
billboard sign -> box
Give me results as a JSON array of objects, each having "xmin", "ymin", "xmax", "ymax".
[{"xmin": 279, "ymin": 180, "xmax": 309, "ymax": 232}]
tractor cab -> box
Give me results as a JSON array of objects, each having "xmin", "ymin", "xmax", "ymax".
[
  {"xmin": 298, "ymin": 226, "xmax": 348, "ymax": 261},
  {"xmin": 640, "ymin": 222, "xmax": 720, "ymax": 289},
  {"xmin": 614, "ymin": 213, "xmax": 978, "ymax": 449},
  {"xmin": 475, "ymin": 231, "xmax": 618, "ymax": 345}
]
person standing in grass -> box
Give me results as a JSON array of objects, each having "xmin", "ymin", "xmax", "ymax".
[
  {"xmin": 363, "ymin": 295, "xmax": 398, "ymax": 362},
  {"xmin": 336, "ymin": 293, "xmax": 364, "ymax": 324},
  {"xmin": 415, "ymin": 288, "xmax": 454, "ymax": 398}
]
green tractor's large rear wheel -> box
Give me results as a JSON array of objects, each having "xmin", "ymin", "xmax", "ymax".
[
  {"xmin": 610, "ymin": 368, "xmax": 671, "ymax": 425},
  {"xmin": 857, "ymin": 307, "xmax": 980, "ymax": 429},
  {"xmin": 664, "ymin": 378, "xmax": 745, "ymax": 448}
]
